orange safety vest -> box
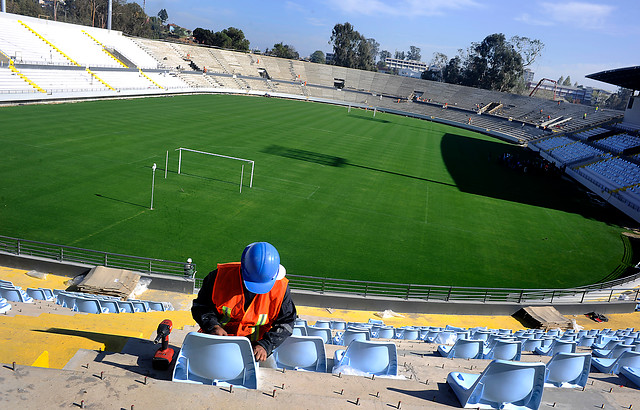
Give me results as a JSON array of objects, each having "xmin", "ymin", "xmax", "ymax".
[{"xmin": 212, "ymin": 262, "xmax": 288, "ymax": 341}]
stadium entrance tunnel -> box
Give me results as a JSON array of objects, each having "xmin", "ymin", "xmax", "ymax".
[{"xmin": 440, "ymin": 132, "xmax": 632, "ymax": 224}]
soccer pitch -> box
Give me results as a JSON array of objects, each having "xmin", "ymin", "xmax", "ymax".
[{"xmin": 0, "ymin": 94, "xmax": 630, "ymax": 288}]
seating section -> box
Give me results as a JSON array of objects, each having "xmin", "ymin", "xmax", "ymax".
[
  {"xmin": 547, "ymin": 141, "xmax": 608, "ymax": 165},
  {"xmin": 573, "ymin": 127, "xmax": 610, "ymax": 140},
  {"xmin": 576, "ymin": 157, "xmax": 640, "ymax": 191},
  {"xmin": 533, "ymin": 136, "xmax": 574, "ymax": 151},
  {"xmin": 52, "ymin": 290, "xmax": 173, "ymax": 314},
  {"xmin": 595, "ymin": 133, "xmax": 640, "ymax": 154}
]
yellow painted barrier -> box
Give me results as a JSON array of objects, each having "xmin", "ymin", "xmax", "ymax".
[
  {"xmin": 9, "ymin": 61, "xmax": 46, "ymax": 94},
  {"xmin": 18, "ymin": 20, "xmax": 80, "ymax": 67},
  {"xmin": 138, "ymin": 68, "xmax": 163, "ymax": 89}
]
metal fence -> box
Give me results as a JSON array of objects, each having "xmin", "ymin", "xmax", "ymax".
[
  {"xmin": 2, "ymin": 234, "xmax": 638, "ymax": 304},
  {"xmin": 285, "ymin": 272, "xmax": 640, "ymax": 304},
  {"xmin": 0, "ymin": 235, "xmax": 191, "ymax": 277}
]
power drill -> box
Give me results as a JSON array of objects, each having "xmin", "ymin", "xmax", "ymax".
[{"xmin": 152, "ymin": 319, "xmax": 175, "ymax": 370}]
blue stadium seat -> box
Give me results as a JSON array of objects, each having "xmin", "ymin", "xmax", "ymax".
[
  {"xmin": 620, "ymin": 366, "xmax": 640, "ymax": 388},
  {"xmin": 534, "ymin": 340, "xmax": 576, "ymax": 356},
  {"xmin": 593, "ymin": 344, "xmax": 633, "ymax": 359},
  {"xmin": 592, "ymin": 351, "xmax": 640, "ymax": 374},
  {"xmin": 26, "ymin": 288, "xmax": 49, "ymax": 301},
  {"xmin": 544, "ymin": 352, "xmax": 591, "ymax": 388},
  {"xmin": 314, "ymin": 320, "xmax": 331, "ymax": 329},
  {"xmin": 521, "ymin": 338, "xmax": 543, "ymax": 352},
  {"xmin": 438, "ymin": 339, "xmax": 484, "ymax": 359},
  {"xmin": 483, "ymin": 339, "xmax": 522, "ymax": 361},
  {"xmin": 376, "ymin": 327, "xmax": 395, "ymax": 339},
  {"xmin": 330, "ymin": 320, "xmax": 346, "ymax": 330},
  {"xmin": 305, "ymin": 326, "xmax": 332, "ymax": 344},
  {"xmin": 447, "ymin": 360, "xmax": 545, "ymax": 410},
  {"xmin": 99, "ymin": 300, "xmax": 121, "ymax": 313},
  {"xmin": 334, "ymin": 328, "xmax": 370, "ymax": 347},
  {"xmin": 172, "ymin": 332, "xmax": 257, "ymax": 389},
  {"xmin": 272, "ymin": 335, "xmax": 326, "ymax": 372},
  {"xmin": 0, "ymin": 286, "xmax": 33, "ymax": 303},
  {"xmin": 73, "ymin": 297, "xmax": 108, "ymax": 314},
  {"xmin": 333, "ymin": 340, "xmax": 397, "ymax": 376}
]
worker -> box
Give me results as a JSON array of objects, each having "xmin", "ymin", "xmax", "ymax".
[{"xmin": 191, "ymin": 242, "xmax": 296, "ymax": 362}]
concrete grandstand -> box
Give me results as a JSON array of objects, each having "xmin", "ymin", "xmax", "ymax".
[{"xmin": 2, "ymin": 11, "xmax": 640, "ymax": 408}]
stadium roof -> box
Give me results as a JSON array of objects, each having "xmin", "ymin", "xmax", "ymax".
[{"xmin": 586, "ymin": 66, "xmax": 640, "ymax": 91}]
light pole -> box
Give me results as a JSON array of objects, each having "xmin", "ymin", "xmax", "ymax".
[{"xmin": 150, "ymin": 163, "xmax": 157, "ymax": 210}]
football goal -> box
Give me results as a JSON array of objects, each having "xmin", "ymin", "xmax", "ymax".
[{"xmin": 176, "ymin": 148, "xmax": 254, "ymax": 192}]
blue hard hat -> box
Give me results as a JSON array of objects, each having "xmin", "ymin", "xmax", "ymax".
[{"xmin": 241, "ymin": 242, "xmax": 280, "ymax": 294}]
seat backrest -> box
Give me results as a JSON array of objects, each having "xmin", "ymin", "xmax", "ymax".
[
  {"xmin": 489, "ymin": 340, "xmax": 522, "ymax": 361},
  {"xmin": 130, "ymin": 301, "xmax": 148, "ymax": 312},
  {"xmin": 578, "ymin": 336, "xmax": 595, "ymax": 347},
  {"xmin": 147, "ymin": 301, "xmax": 166, "ymax": 311},
  {"xmin": 342, "ymin": 329, "xmax": 370, "ymax": 347},
  {"xmin": 615, "ymin": 351, "xmax": 640, "ymax": 370},
  {"xmin": 404, "ymin": 328, "xmax": 420, "ymax": 340},
  {"xmin": 551, "ymin": 340, "xmax": 576, "ymax": 355},
  {"xmin": 74, "ymin": 297, "xmax": 103, "ymax": 314},
  {"xmin": 294, "ymin": 318, "xmax": 307, "ymax": 327},
  {"xmin": 522, "ymin": 338, "xmax": 543, "ymax": 352},
  {"xmin": 117, "ymin": 301, "xmax": 135, "ymax": 313},
  {"xmin": 100, "ymin": 300, "xmax": 121, "ymax": 313},
  {"xmin": 451, "ymin": 339, "xmax": 483, "ymax": 359},
  {"xmin": 330, "ymin": 321, "xmax": 346, "ymax": 330},
  {"xmin": 26, "ymin": 288, "xmax": 46, "ymax": 300},
  {"xmin": 292, "ymin": 325, "xmax": 307, "ymax": 336},
  {"xmin": 60, "ymin": 294, "xmax": 77, "ymax": 309},
  {"xmin": 608, "ymin": 344, "xmax": 633, "ymax": 359},
  {"xmin": 272, "ymin": 335, "xmax": 326, "ymax": 372},
  {"xmin": 0, "ymin": 287, "xmax": 24, "ymax": 302},
  {"xmin": 314, "ymin": 320, "xmax": 331, "ymax": 329},
  {"xmin": 305, "ymin": 326, "xmax": 331, "ymax": 344},
  {"xmin": 376, "ymin": 327, "xmax": 395, "ymax": 339},
  {"xmin": 172, "ymin": 332, "xmax": 257, "ymax": 389},
  {"xmin": 545, "ymin": 352, "xmax": 591, "ymax": 388},
  {"xmin": 475, "ymin": 360, "xmax": 545, "ymax": 408},
  {"xmin": 336, "ymin": 340, "xmax": 397, "ymax": 376}
]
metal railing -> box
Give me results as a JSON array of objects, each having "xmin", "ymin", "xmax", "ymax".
[
  {"xmin": 286, "ymin": 272, "xmax": 640, "ymax": 304},
  {"xmin": 0, "ymin": 235, "xmax": 192, "ymax": 277}
]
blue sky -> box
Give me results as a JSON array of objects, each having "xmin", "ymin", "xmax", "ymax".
[{"xmin": 135, "ymin": 0, "xmax": 639, "ymax": 91}]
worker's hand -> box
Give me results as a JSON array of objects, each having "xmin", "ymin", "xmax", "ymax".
[
  {"xmin": 211, "ymin": 325, "xmax": 228, "ymax": 336},
  {"xmin": 253, "ymin": 344, "xmax": 267, "ymax": 362}
]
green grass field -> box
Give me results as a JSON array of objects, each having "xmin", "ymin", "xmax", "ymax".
[{"xmin": 0, "ymin": 94, "xmax": 631, "ymax": 288}]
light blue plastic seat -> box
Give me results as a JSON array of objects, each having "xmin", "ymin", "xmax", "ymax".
[
  {"xmin": 522, "ymin": 338, "xmax": 543, "ymax": 352},
  {"xmin": 272, "ymin": 335, "xmax": 326, "ymax": 372},
  {"xmin": 620, "ymin": 366, "xmax": 640, "ymax": 388},
  {"xmin": 314, "ymin": 320, "xmax": 331, "ymax": 329},
  {"xmin": 0, "ymin": 287, "xmax": 33, "ymax": 303},
  {"xmin": 0, "ymin": 280, "xmax": 13, "ymax": 286},
  {"xmin": 394, "ymin": 328, "xmax": 405, "ymax": 339},
  {"xmin": 74, "ymin": 297, "xmax": 108, "ymax": 314},
  {"xmin": 472, "ymin": 330, "xmax": 491, "ymax": 342},
  {"xmin": 292, "ymin": 325, "xmax": 307, "ymax": 336},
  {"xmin": 578, "ymin": 335, "xmax": 596, "ymax": 347},
  {"xmin": 338, "ymin": 329, "xmax": 370, "ymax": 347},
  {"xmin": 497, "ymin": 328, "xmax": 512, "ymax": 336},
  {"xmin": 403, "ymin": 328, "xmax": 420, "ymax": 340},
  {"xmin": 333, "ymin": 340, "xmax": 397, "ymax": 376},
  {"xmin": 546, "ymin": 329, "xmax": 560, "ymax": 337},
  {"xmin": 593, "ymin": 336, "xmax": 618, "ymax": 349},
  {"xmin": 593, "ymin": 344, "xmax": 633, "ymax": 359},
  {"xmin": 305, "ymin": 326, "xmax": 332, "ymax": 344},
  {"xmin": 429, "ymin": 330, "xmax": 457, "ymax": 345},
  {"xmin": 129, "ymin": 300, "xmax": 149, "ymax": 313},
  {"xmin": 376, "ymin": 327, "xmax": 395, "ymax": 339},
  {"xmin": 534, "ymin": 340, "xmax": 576, "ymax": 356},
  {"xmin": 368, "ymin": 319, "xmax": 384, "ymax": 325},
  {"xmin": 40, "ymin": 288, "xmax": 55, "ymax": 300},
  {"xmin": 172, "ymin": 332, "xmax": 257, "ymax": 389},
  {"xmin": 99, "ymin": 300, "xmax": 121, "ymax": 313},
  {"xmin": 544, "ymin": 352, "xmax": 591, "ymax": 388},
  {"xmin": 117, "ymin": 301, "xmax": 136, "ymax": 313},
  {"xmin": 445, "ymin": 325, "xmax": 467, "ymax": 332},
  {"xmin": 330, "ymin": 321, "xmax": 346, "ymax": 330},
  {"xmin": 483, "ymin": 339, "xmax": 522, "ymax": 361},
  {"xmin": 447, "ymin": 360, "xmax": 545, "ymax": 410},
  {"xmin": 438, "ymin": 339, "xmax": 484, "ymax": 359},
  {"xmin": 592, "ymin": 351, "xmax": 640, "ymax": 374},
  {"xmin": 294, "ymin": 318, "xmax": 307, "ymax": 327},
  {"xmin": 147, "ymin": 301, "xmax": 167, "ymax": 311},
  {"xmin": 26, "ymin": 288, "xmax": 48, "ymax": 301},
  {"xmin": 0, "ymin": 297, "xmax": 11, "ymax": 314},
  {"xmin": 59, "ymin": 293, "xmax": 77, "ymax": 309}
]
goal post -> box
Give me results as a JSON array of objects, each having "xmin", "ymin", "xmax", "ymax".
[{"xmin": 176, "ymin": 147, "xmax": 254, "ymax": 189}]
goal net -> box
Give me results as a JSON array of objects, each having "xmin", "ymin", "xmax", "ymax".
[{"xmin": 176, "ymin": 148, "xmax": 254, "ymax": 192}]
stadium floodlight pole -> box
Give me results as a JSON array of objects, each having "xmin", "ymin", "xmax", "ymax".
[
  {"xmin": 150, "ymin": 163, "xmax": 157, "ymax": 210},
  {"xmin": 240, "ymin": 164, "xmax": 244, "ymax": 193},
  {"xmin": 107, "ymin": 0, "xmax": 112, "ymax": 31}
]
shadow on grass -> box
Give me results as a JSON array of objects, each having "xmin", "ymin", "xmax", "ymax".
[{"xmin": 95, "ymin": 193, "xmax": 147, "ymax": 209}]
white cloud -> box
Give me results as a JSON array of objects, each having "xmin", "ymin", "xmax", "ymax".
[
  {"xmin": 324, "ymin": 0, "xmax": 480, "ymax": 18},
  {"xmin": 534, "ymin": 2, "xmax": 615, "ymax": 29},
  {"xmin": 514, "ymin": 13, "xmax": 553, "ymax": 26}
]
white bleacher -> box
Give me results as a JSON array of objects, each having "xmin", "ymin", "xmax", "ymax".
[
  {"xmin": 87, "ymin": 29, "xmax": 159, "ymax": 69},
  {"xmin": 20, "ymin": 68, "xmax": 107, "ymax": 92},
  {"xmin": 0, "ymin": 67, "xmax": 39, "ymax": 93},
  {"xmin": 0, "ymin": 18, "xmax": 70, "ymax": 66},
  {"xmin": 145, "ymin": 71, "xmax": 190, "ymax": 89},
  {"xmin": 595, "ymin": 133, "xmax": 640, "ymax": 154},
  {"xmin": 91, "ymin": 70, "xmax": 160, "ymax": 90},
  {"xmin": 26, "ymin": 20, "xmax": 119, "ymax": 68},
  {"xmin": 133, "ymin": 38, "xmax": 186, "ymax": 71}
]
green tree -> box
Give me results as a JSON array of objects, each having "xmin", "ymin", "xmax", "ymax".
[
  {"xmin": 603, "ymin": 87, "xmax": 632, "ymax": 110},
  {"xmin": 394, "ymin": 50, "xmax": 405, "ymax": 60},
  {"xmin": 442, "ymin": 56, "xmax": 463, "ymax": 84},
  {"xmin": 310, "ymin": 50, "xmax": 325, "ymax": 64},
  {"xmin": 562, "ymin": 76, "xmax": 572, "ymax": 86},
  {"xmin": 329, "ymin": 22, "xmax": 376, "ymax": 71},
  {"xmin": 510, "ymin": 36, "xmax": 544, "ymax": 67},
  {"xmin": 193, "ymin": 27, "xmax": 250, "ymax": 51},
  {"xmin": 463, "ymin": 33, "xmax": 523, "ymax": 91},
  {"xmin": 366, "ymin": 38, "xmax": 380, "ymax": 62},
  {"xmin": 158, "ymin": 8, "xmax": 168, "ymax": 24},
  {"xmin": 407, "ymin": 45, "xmax": 421, "ymax": 61},
  {"xmin": 557, "ymin": 76, "xmax": 564, "ymax": 85},
  {"xmin": 269, "ymin": 43, "xmax": 299, "ymax": 60}
]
